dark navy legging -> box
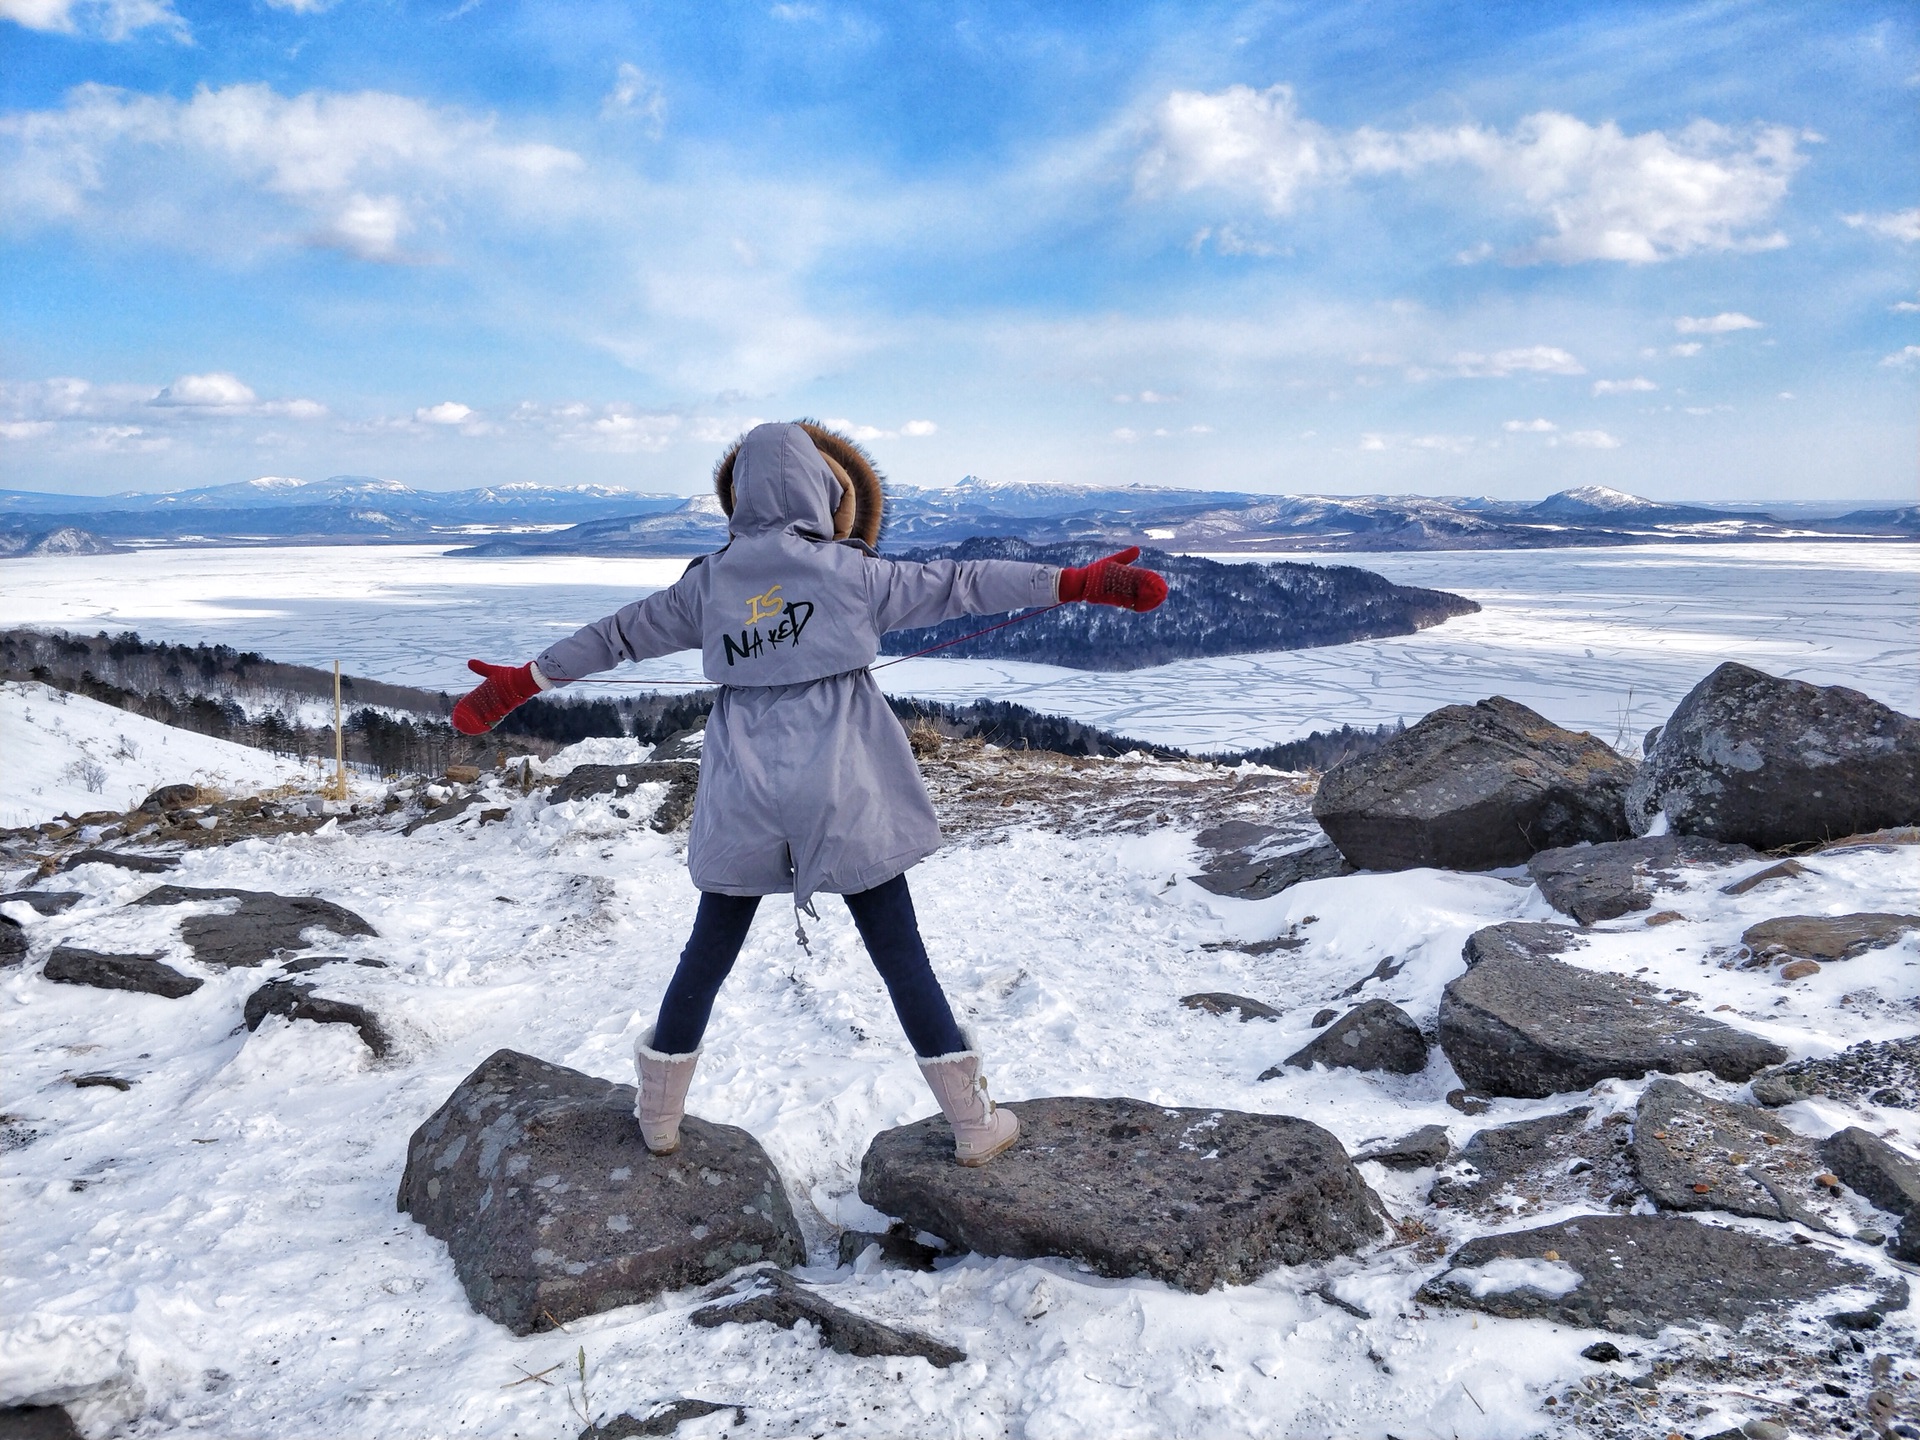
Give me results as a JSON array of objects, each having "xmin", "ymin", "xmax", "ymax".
[{"xmin": 650, "ymin": 873, "xmax": 967, "ymax": 1058}]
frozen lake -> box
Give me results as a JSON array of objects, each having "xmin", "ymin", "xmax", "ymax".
[{"xmin": 0, "ymin": 541, "xmax": 1912, "ymax": 751}]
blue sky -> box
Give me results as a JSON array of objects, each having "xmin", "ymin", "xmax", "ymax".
[{"xmin": 1, "ymin": 0, "xmax": 1915, "ymax": 501}]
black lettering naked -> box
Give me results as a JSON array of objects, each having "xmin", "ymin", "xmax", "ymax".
[{"xmin": 721, "ymin": 600, "xmax": 815, "ymax": 666}]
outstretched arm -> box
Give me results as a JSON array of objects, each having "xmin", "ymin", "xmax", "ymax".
[{"xmin": 867, "ymin": 548, "xmax": 1167, "ymax": 635}]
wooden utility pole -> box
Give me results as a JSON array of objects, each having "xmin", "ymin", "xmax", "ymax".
[{"xmin": 332, "ymin": 660, "xmax": 346, "ymax": 801}]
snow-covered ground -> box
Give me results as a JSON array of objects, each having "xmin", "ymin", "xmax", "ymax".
[
  {"xmin": 1, "ymin": 542, "xmax": 1912, "ymax": 749},
  {"xmin": 0, "ymin": 681, "xmax": 322, "ymax": 828},
  {"xmin": 1, "ymin": 737, "xmax": 1914, "ymax": 1438}
]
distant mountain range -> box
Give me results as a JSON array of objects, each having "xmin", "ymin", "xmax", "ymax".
[{"xmin": 2, "ymin": 475, "xmax": 1912, "ymax": 557}]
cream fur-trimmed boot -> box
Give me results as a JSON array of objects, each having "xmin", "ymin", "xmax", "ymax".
[
  {"xmin": 917, "ymin": 1043, "xmax": 1020, "ymax": 1167},
  {"xmin": 634, "ymin": 1030, "xmax": 700, "ymax": 1155}
]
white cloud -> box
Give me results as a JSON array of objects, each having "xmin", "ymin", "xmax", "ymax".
[
  {"xmin": 1882, "ymin": 346, "xmax": 1920, "ymax": 368},
  {"xmin": 1592, "ymin": 376, "xmax": 1657, "ymax": 395},
  {"xmin": 1891, "ymin": 300, "xmax": 1920, "ymax": 314},
  {"xmin": 1670, "ymin": 342, "xmax": 1704, "ymax": 356},
  {"xmin": 0, "ymin": 82, "xmax": 585, "ymax": 263},
  {"xmin": 1112, "ymin": 390, "xmax": 1180, "ymax": 404},
  {"xmin": 1503, "ymin": 418, "xmax": 1557, "ymax": 432},
  {"xmin": 0, "ymin": 0, "xmax": 186, "ymax": 41},
  {"xmin": 1675, "ymin": 312, "xmax": 1762, "ymax": 334},
  {"xmin": 1447, "ymin": 345, "xmax": 1584, "ymax": 377},
  {"xmin": 1112, "ymin": 427, "xmax": 1140, "ymax": 444},
  {"xmin": 1138, "ymin": 89, "xmax": 1805, "ymax": 263},
  {"xmin": 1358, "ymin": 433, "xmax": 1387, "ymax": 450},
  {"xmin": 416, "ymin": 401, "xmax": 473, "ymax": 425},
  {"xmin": 0, "ymin": 420, "xmax": 55, "ymax": 440},
  {"xmin": 1411, "ymin": 434, "xmax": 1474, "ymax": 453},
  {"xmin": 153, "ymin": 372, "xmax": 257, "ymax": 407},
  {"xmin": 768, "ymin": 2, "xmax": 819, "ymax": 18},
  {"xmin": 900, "ymin": 419, "xmax": 938, "ymax": 437},
  {"xmin": 263, "ymin": 0, "xmax": 331, "ymax": 10},
  {"xmin": 1843, "ymin": 208, "xmax": 1920, "ymax": 243},
  {"xmin": 602, "ymin": 63, "xmax": 667, "ymax": 137},
  {"xmin": 1554, "ymin": 428, "xmax": 1621, "ymax": 448},
  {"xmin": 818, "ymin": 416, "xmax": 937, "ymax": 442}
]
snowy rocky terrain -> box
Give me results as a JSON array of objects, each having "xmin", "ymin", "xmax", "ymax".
[{"xmin": 1, "ymin": 660, "xmax": 1916, "ymax": 1439}]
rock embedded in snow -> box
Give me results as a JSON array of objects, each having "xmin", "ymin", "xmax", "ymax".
[
  {"xmin": 138, "ymin": 783, "xmax": 200, "ymax": 812},
  {"xmin": 1438, "ymin": 948, "xmax": 1786, "ymax": 1098},
  {"xmin": 41, "ymin": 945, "xmax": 204, "ymax": 999},
  {"xmin": 0, "ymin": 916, "xmax": 24, "ymax": 968},
  {"xmin": 58, "ymin": 848, "xmax": 177, "ymax": 875},
  {"xmin": 0, "ymin": 891, "xmax": 82, "ymax": 916},
  {"xmin": 133, "ymin": 885, "xmax": 375, "ymax": 968},
  {"xmin": 648, "ymin": 724, "xmax": 706, "ymax": 762},
  {"xmin": 1419, "ymin": 1214, "xmax": 1907, "ymax": 1338},
  {"xmin": 1626, "ymin": 662, "xmax": 1920, "ymax": 848},
  {"xmin": 1428, "ymin": 1108, "xmax": 1593, "ymax": 1210},
  {"xmin": 1459, "ymin": 921, "xmax": 1583, "ymax": 969},
  {"xmin": 1633, "ymin": 1078, "xmax": 1834, "ymax": 1228},
  {"xmin": 1355, "ymin": 1124, "xmax": 1450, "ymax": 1170},
  {"xmin": 1180, "ymin": 991, "xmax": 1282, "ymax": 1022},
  {"xmin": 1740, "ymin": 912, "xmax": 1920, "ymax": 964},
  {"xmin": 1719, "ymin": 858, "xmax": 1810, "ymax": 895},
  {"xmin": 1750, "ymin": 1037, "xmax": 1920, "ymax": 1110},
  {"xmin": 582, "ymin": 1400, "xmax": 744, "ymax": 1438},
  {"xmin": 1311, "ymin": 695, "xmax": 1636, "ymax": 871},
  {"xmin": 1820, "ymin": 1128, "xmax": 1920, "ymax": 1223},
  {"xmin": 858, "ymin": 1096, "xmax": 1383, "ymax": 1292},
  {"xmin": 243, "ymin": 980, "xmax": 391, "ymax": 1059},
  {"xmin": 689, "ymin": 1268, "xmax": 966, "ymax": 1368},
  {"xmin": 1268, "ymin": 998, "xmax": 1427, "ymax": 1076},
  {"xmin": 397, "ymin": 1049, "xmax": 804, "ymax": 1335},
  {"xmin": 1526, "ymin": 835, "xmax": 1758, "ymax": 924},
  {"xmin": 1189, "ymin": 827, "xmax": 1350, "ymax": 899},
  {"xmin": 0, "ymin": 1406, "xmax": 81, "ymax": 1440}
]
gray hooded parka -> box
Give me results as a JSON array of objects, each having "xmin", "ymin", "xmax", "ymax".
[{"xmin": 532, "ymin": 422, "xmax": 1059, "ymax": 903}]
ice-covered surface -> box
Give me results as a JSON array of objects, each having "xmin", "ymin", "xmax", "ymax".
[
  {"xmin": 0, "ymin": 681, "xmax": 318, "ymax": 828},
  {"xmin": 1, "ymin": 733, "xmax": 1914, "ymax": 1438},
  {"xmin": 2, "ymin": 542, "xmax": 1912, "ymax": 749}
]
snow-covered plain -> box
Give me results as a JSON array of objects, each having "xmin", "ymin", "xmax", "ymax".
[
  {"xmin": 1, "ymin": 542, "xmax": 1912, "ymax": 749},
  {"xmin": 1, "ymin": 738, "xmax": 1915, "ymax": 1439},
  {"xmin": 0, "ymin": 681, "xmax": 320, "ymax": 828}
]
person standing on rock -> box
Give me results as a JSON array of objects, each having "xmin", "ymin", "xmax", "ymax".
[{"xmin": 450, "ymin": 421, "xmax": 1168, "ymax": 1166}]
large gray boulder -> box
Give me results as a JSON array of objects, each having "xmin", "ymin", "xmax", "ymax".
[
  {"xmin": 1527, "ymin": 835, "xmax": 1758, "ymax": 924},
  {"xmin": 1750, "ymin": 1036, "xmax": 1920, "ymax": 1110},
  {"xmin": 1438, "ymin": 938, "xmax": 1786, "ymax": 1098},
  {"xmin": 1312, "ymin": 696, "xmax": 1636, "ymax": 871},
  {"xmin": 135, "ymin": 886, "xmax": 375, "ymax": 967},
  {"xmin": 858, "ymin": 1097, "xmax": 1382, "ymax": 1292},
  {"xmin": 1418, "ymin": 1214, "xmax": 1906, "ymax": 1337},
  {"xmin": 1627, "ymin": 662, "xmax": 1920, "ymax": 847},
  {"xmin": 398, "ymin": 1049, "xmax": 803, "ymax": 1334},
  {"xmin": 1633, "ymin": 1078, "xmax": 1835, "ymax": 1229},
  {"xmin": 1741, "ymin": 913, "xmax": 1920, "ymax": 964},
  {"xmin": 1268, "ymin": 999, "xmax": 1428, "ymax": 1076},
  {"xmin": 1823, "ymin": 1128, "xmax": 1920, "ymax": 1264}
]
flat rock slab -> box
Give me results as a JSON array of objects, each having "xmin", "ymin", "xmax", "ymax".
[
  {"xmin": 1190, "ymin": 830, "xmax": 1350, "ymax": 900},
  {"xmin": 1461, "ymin": 921, "xmax": 1584, "ymax": 969},
  {"xmin": 858, "ymin": 1096, "xmax": 1383, "ymax": 1292},
  {"xmin": 244, "ymin": 980, "xmax": 390, "ymax": 1058},
  {"xmin": 42, "ymin": 946, "xmax": 202, "ymax": 999},
  {"xmin": 1438, "ymin": 945, "xmax": 1786, "ymax": 1098},
  {"xmin": 1527, "ymin": 835, "xmax": 1758, "ymax": 924},
  {"xmin": 1180, "ymin": 992, "xmax": 1282, "ymax": 1022},
  {"xmin": 1751, "ymin": 1037, "xmax": 1920, "ymax": 1110},
  {"xmin": 1627, "ymin": 661, "xmax": 1920, "ymax": 849},
  {"xmin": 583, "ymin": 1400, "xmax": 742, "ymax": 1440},
  {"xmin": 1418, "ymin": 1214, "xmax": 1906, "ymax": 1338},
  {"xmin": 1312, "ymin": 695, "xmax": 1636, "ymax": 871},
  {"xmin": 1721, "ymin": 859, "xmax": 1810, "ymax": 896},
  {"xmin": 398, "ymin": 1049, "xmax": 803, "ymax": 1335},
  {"xmin": 1741, "ymin": 913, "xmax": 1920, "ymax": 963},
  {"xmin": 59, "ymin": 849, "xmax": 177, "ymax": 874},
  {"xmin": 1430, "ymin": 1108, "xmax": 1591, "ymax": 1208},
  {"xmin": 1355, "ymin": 1124, "xmax": 1451, "ymax": 1170},
  {"xmin": 690, "ymin": 1269, "xmax": 965, "ymax": 1368},
  {"xmin": 0, "ymin": 891, "xmax": 82, "ymax": 916},
  {"xmin": 1633, "ymin": 1078, "xmax": 1837, "ymax": 1230},
  {"xmin": 1270, "ymin": 998, "xmax": 1427, "ymax": 1076},
  {"xmin": 401, "ymin": 796, "xmax": 476, "ymax": 836},
  {"xmin": 134, "ymin": 885, "xmax": 375, "ymax": 967}
]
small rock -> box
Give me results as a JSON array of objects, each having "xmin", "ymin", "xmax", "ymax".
[
  {"xmin": 1720, "ymin": 859, "xmax": 1810, "ymax": 896},
  {"xmin": 244, "ymin": 980, "xmax": 391, "ymax": 1059},
  {"xmin": 1418, "ymin": 1213, "xmax": 1907, "ymax": 1337},
  {"xmin": 582, "ymin": 1400, "xmax": 743, "ymax": 1439},
  {"xmin": 0, "ymin": 891, "xmax": 83, "ymax": 916},
  {"xmin": 1460, "ymin": 921, "xmax": 1584, "ymax": 969},
  {"xmin": 1269, "ymin": 999, "xmax": 1427, "ymax": 1076},
  {"xmin": 70, "ymin": 1074, "xmax": 132, "ymax": 1090},
  {"xmin": 1750, "ymin": 1037, "xmax": 1920, "ymax": 1110},
  {"xmin": 690, "ymin": 1268, "xmax": 965, "ymax": 1368},
  {"xmin": 58, "ymin": 848, "xmax": 177, "ymax": 874},
  {"xmin": 858, "ymin": 1096, "xmax": 1382, "ymax": 1292},
  {"xmin": 1580, "ymin": 1341, "xmax": 1623, "ymax": 1363},
  {"xmin": 1309, "ymin": 1008, "xmax": 1338, "ymax": 1028},
  {"xmin": 1445, "ymin": 1089, "xmax": 1491, "ymax": 1115},
  {"xmin": 836, "ymin": 1227, "xmax": 942, "ymax": 1271},
  {"xmin": 1778, "ymin": 959, "xmax": 1820, "ymax": 982},
  {"xmin": 1190, "ymin": 832, "xmax": 1351, "ymax": 900},
  {"xmin": 444, "ymin": 764, "xmax": 482, "ymax": 784},
  {"xmin": 139, "ymin": 783, "xmax": 200, "ymax": 812},
  {"xmin": 1428, "ymin": 1108, "xmax": 1592, "ymax": 1209},
  {"xmin": 42, "ymin": 946, "xmax": 203, "ymax": 999},
  {"xmin": 1627, "ymin": 662, "xmax": 1920, "ymax": 848},
  {"xmin": 1644, "ymin": 910, "xmax": 1684, "ymax": 926},
  {"xmin": 1633, "ymin": 1078, "xmax": 1830, "ymax": 1227},
  {"xmin": 397, "ymin": 1049, "xmax": 803, "ymax": 1334},
  {"xmin": 1355, "ymin": 1124, "xmax": 1450, "ymax": 1170},
  {"xmin": 1335, "ymin": 954, "xmax": 1406, "ymax": 997},
  {"xmin": 1180, "ymin": 992, "xmax": 1282, "ymax": 1022},
  {"xmin": 1312, "ymin": 695, "xmax": 1637, "ymax": 871},
  {"xmin": 0, "ymin": 916, "xmax": 23, "ymax": 968},
  {"xmin": 402, "ymin": 795, "xmax": 478, "ymax": 836},
  {"xmin": 1438, "ymin": 943, "xmax": 1786, "ymax": 1098},
  {"xmin": 1742, "ymin": 913, "xmax": 1920, "ymax": 963},
  {"xmin": 280, "ymin": 955, "xmax": 387, "ymax": 975},
  {"xmin": 1819, "ymin": 1127, "xmax": 1920, "ymax": 1219},
  {"xmin": 1827, "ymin": 1310, "xmax": 1885, "ymax": 1331},
  {"xmin": 0, "ymin": 1407, "xmax": 82, "ymax": 1440},
  {"xmin": 648, "ymin": 722, "xmax": 706, "ymax": 762},
  {"xmin": 134, "ymin": 886, "xmax": 376, "ymax": 968},
  {"xmin": 1527, "ymin": 835, "xmax": 1758, "ymax": 924}
]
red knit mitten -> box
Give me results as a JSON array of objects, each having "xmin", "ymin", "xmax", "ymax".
[
  {"xmin": 1057, "ymin": 547, "xmax": 1169, "ymax": 612},
  {"xmin": 451, "ymin": 660, "xmax": 542, "ymax": 734}
]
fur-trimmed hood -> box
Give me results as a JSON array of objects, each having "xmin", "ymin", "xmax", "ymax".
[{"xmin": 714, "ymin": 420, "xmax": 884, "ymax": 546}]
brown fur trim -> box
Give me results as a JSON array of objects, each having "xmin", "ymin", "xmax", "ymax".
[{"xmin": 710, "ymin": 421, "xmax": 885, "ymax": 546}]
